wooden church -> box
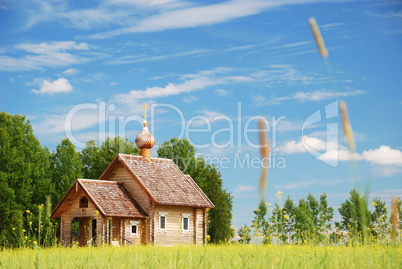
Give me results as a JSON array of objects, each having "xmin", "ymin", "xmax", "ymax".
[{"xmin": 51, "ymin": 103, "xmax": 214, "ymax": 246}]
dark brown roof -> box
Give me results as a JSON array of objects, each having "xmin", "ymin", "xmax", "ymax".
[
  {"xmin": 117, "ymin": 154, "xmax": 214, "ymax": 208},
  {"xmin": 79, "ymin": 179, "xmax": 147, "ymax": 218},
  {"xmin": 51, "ymin": 179, "xmax": 147, "ymax": 219}
]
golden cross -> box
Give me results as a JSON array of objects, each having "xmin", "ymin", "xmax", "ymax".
[{"xmin": 141, "ymin": 102, "xmax": 150, "ymax": 121}]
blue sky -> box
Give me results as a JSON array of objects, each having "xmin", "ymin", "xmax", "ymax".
[{"xmin": 1, "ymin": 0, "xmax": 402, "ymax": 228}]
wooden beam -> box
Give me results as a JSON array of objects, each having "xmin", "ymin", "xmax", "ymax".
[{"xmin": 193, "ymin": 208, "xmax": 197, "ymax": 244}]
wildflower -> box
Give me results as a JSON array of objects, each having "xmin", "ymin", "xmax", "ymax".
[
  {"xmin": 372, "ymin": 201, "xmax": 377, "ymax": 206},
  {"xmin": 276, "ymin": 191, "xmax": 283, "ymax": 199},
  {"xmin": 33, "ymin": 241, "xmax": 37, "ymax": 245},
  {"xmin": 12, "ymin": 228, "xmax": 15, "ymax": 231},
  {"xmin": 26, "ymin": 210, "xmax": 30, "ymax": 213},
  {"xmin": 22, "ymin": 229, "xmax": 26, "ymax": 232},
  {"xmin": 29, "ymin": 221, "xmax": 32, "ymax": 225}
]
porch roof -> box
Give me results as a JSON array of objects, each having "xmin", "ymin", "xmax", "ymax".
[{"xmin": 51, "ymin": 179, "xmax": 147, "ymax": 219}]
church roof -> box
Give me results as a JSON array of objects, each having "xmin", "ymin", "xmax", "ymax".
[
  {"xmin": 51, "ymin": 179, "xmax": 147, "ymax": 219},
  {"xmin": 108, "ymin": 154, "xmax": 214, "ymax": 209}
]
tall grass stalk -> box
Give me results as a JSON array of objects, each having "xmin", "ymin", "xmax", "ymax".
[
  {"xmin": 0, "ymin": 245, "xmax": 399, "ymax": 268},
  {"xmin": 309, "ymin": 17, "xmax": 375, "ymax": 244}
]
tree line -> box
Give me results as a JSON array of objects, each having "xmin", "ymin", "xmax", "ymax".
[
  {"xmin": 239, "ymin": 191, "xmax": 402, "ymax": 245},
  {"xmin": 0, "ymin": 112, "xmax": 233, "ymax": 247}
]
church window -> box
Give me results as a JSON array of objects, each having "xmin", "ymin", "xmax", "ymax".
[{"xmin": 79, "ymin": 197, "xmax": 88, "ymax": 208}]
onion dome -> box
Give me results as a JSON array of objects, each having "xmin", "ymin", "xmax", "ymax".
[{"xmin": 136, "ymin": 102, "xmax": 155, "ymax": 159}]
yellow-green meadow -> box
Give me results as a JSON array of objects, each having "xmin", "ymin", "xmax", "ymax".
[{"xmin": 1, "ymin": 244, "xmax": 400, "ymax": 268}]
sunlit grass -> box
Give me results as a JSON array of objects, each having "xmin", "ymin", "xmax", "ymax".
[{"xmin": 0, "ymin": 244, "xmax": 400, "ymax": 268}]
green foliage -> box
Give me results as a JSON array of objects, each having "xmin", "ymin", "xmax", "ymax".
[
  {"xmin": 336, "ymin": 189, "xmax": 371, "ymax": 239},
  {"xmin": 50, "ymin": 138, "xmax": 83, "ymax": 204},
  {"xmin": 252, "ymin": 200, "xmax": 271, "ymax": 244},
  {"xmin": 0, "ymin": 112, "xmax": 53, "ymax": 247},
  {"xmin": 292, "ymin": 193, "xmax": 334, "ymax": 242},
  {"xmin": 237, "ymin": 224, "xmax": 251, "ymax": 244},
  {"xmin": 269, "ymin": 202, "xmax": 286, "ymax": 243},
  {"xmin": 81, "ymin": 137, "xmax": 139, "ymax": 179},
  {"xmin": 371, "ymin": 198, "xmax": 389, "ymax": 239},
  {"xmin": 157, "ymin": 138, "xmax": 196, "ymax": 174},
  {"xmin": 318, "ymin": 193, "xmax": 334, "ymax": 232},
  {"xmin": 157, "ymin": 138, "xmax": 234, "ymax": 243}
]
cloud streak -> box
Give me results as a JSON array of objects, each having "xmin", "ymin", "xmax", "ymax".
[
  {"xmin": 0, "ymin": 41, "xmax": 90, "ymax": 71},
  {"xmin": 253, "ymin": 89, "xmax": 366, "ymax": 106},
  {"xmin": 113, "ymin": 68, "xmax": 253, "ymax": 103}
]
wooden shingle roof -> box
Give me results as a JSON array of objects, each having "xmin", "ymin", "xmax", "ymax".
[
  {"xmin": 79, "ymin": 179, "xmax": 147, "ymax": 218},
  {"xmin": 51, "ymin": 179, "xmax": 147, "ymax": 219},
  {"xmin": 117, "ymin": 154, "xmax": 214, "ymax": 208}
]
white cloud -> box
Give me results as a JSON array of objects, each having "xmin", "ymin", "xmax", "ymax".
[
  {"xmin": 63, "ymin": 68, "xmax": 79, "ymax": 75},
  {"xmin": 32, "ymin": 111, "xmax": 100, "ymax": 134},
  {"xmin": 0, "ymin": 41, "xmax": 90, "ymax": 71},
  {"xmin": 233, "ymin": 185, "xmax": 256, "ymax": 194},
  {"xmin": 371, "ymin": 166, "xmax": 402, "ymax": 177},
  {"xmin": 106, "ymin": 49, "xmax": 210, "ymax": 65},
  {"xmin": 89, "ymin": 0, "xmax": 280, "ymax": 38},
  {"xmin": 318, "ymin": 149, "xmax": 363, "ymax": 161},
  {"xmin": 251, "ymin": 64, "xmax": 320, "ymax": 86},
  {"xmin": 320, "ymin": 22, "xmax": 346, "ymax": 30},
  {"xmin": 183, "ymin": 96, "xmax": 199, "ymax": 103},
  {"xmin": 20, "ymin": 0, "xmax": 353, "ymax": 40},
  {"xmin": 189, "ymin": 110, "xmax": 230, "ymax": 127},
  {"xmin": 274, "ymin": 179, "xmax": 347, "ymax": 190},
  {"xmin": 363, "ymin": 145, "xmax": 402, "ymax": 166},
  {"xmin": 31, "ymin": 78, "xmax": 73, "ymax": 95},
  {"xmin": 275, "ymin": 135, "xmax": 338, "ymax": 154},
  {"xmin": 110, "ymin": 82, "xmax": 118, "ymax": 86},
  {"xmin": 82, "ymin": 72, "xmax": 106, "ymax": 83},
  {"xmin": 215, "ymin": 89, "xmax": 230, "ymax": 96},
  {"xmin": 17, "ymin": 41, "xmax": 89, "ymax": 53},
  {"xmin": 255, "ymin": 89, "xmax": 366, "ymax": 106},
  {"xmin": 113, "ymin": 68, "xmax": 253, "ymax": 103},
  {"xmin": 277, "ymin": 137, "xmax": 402, "ymax": 172}
]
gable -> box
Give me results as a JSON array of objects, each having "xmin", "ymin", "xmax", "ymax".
[
  {"xmin": 51, "ymin": 179, "xmax": 147, "ymax": 219},
  {"xmin": 117, "ymin": 154, "xmax": 214, "ymax": 208}
]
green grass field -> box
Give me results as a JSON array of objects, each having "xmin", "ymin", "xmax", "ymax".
[{"xmin": 1, "ymin": 244, "xmax": 400, "ymax": 268}]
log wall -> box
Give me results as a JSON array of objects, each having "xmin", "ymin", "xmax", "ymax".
[
  {"xmin": 59, "ymin": 184, "xmax": 105, "ymax": 246},
  {"xmin": 104, "ymin": 163, "xmax": 152, "ymax": 213},
  {"xmin": 153, "ymin": 205, "xmax": 205, "ymax": 245}
]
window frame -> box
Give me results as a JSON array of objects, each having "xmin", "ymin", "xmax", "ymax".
[
  {"xmin": 79, "ymin": 197, "xmax": 88, "ymax": 208},
  {"xmin": 130, "ymin": 220, "xmax": 139, "ymax": 236},
  {"xmin": 181, "ymin": 213, "xmax": 191, "ymax": 232},
  {"xmin": 158, "ymin": 212, "xmax": 168, "ymax": 231},
  {"xmin": 160, "ymin": 216, "xmax": 166, "ymax": 230}
]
